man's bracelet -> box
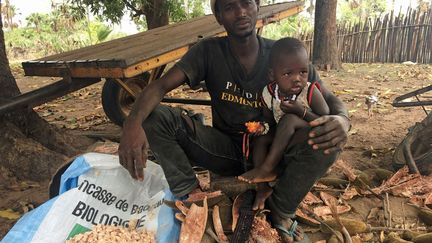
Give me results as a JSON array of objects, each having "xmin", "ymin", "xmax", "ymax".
[{"xmin": 338, "ymin": 113, "xmax": 352, "ymax": 131}]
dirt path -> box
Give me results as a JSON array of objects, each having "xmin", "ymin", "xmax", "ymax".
[{"xmin": 1, "ymin": 63, "xmax": 431, "ymax": 240}]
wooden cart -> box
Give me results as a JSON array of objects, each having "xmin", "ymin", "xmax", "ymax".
[{"xmin": 0, "ymin": 1, "xmax": 304, "ymax": 126}]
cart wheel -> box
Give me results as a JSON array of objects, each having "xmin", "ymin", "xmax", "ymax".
[{"xmin": 102, "ymin": 73, "xmax": 150, "ymax": 126}]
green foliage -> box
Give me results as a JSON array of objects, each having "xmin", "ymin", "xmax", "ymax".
[
  {"xmin": 82, "ymin": 20, "xmax": 114, "ymax": 45},
  {"xmin": 68, "ymin": 0, "xmax": 205, "ymax": 30},
  {"xmin": 169, "ymin": 0, "xmax": 205, "ymax": 22},
  {"xmin": 261, "ymin": 15, "xmax": 313, "ymax": 40},
  {"xmin": 69, "ymin": 0, "xmax": 125, "ymax": 24},
  {"xmin": 337, "ymin": 0, "xmax": 387, "ymax": 24},
  {"xmin": 5, "ymin": 10, "xmax": 125, "ymax": 61}
]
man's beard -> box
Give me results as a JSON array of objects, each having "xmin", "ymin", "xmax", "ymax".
[{"xmin": 233, "ymin": 29, "xmax": 255, "ymax": 38}]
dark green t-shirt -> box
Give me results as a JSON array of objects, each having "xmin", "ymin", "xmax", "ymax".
[{"xmin": 175, "ymin": 36, "xmax": 321, "ymax": 138}]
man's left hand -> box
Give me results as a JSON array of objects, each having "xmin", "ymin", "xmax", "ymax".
[{"xmin": 308, "ymin": 115, "xmax": 350, "ymax": 154}]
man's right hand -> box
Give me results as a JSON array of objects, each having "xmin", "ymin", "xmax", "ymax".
[
  {"xmin": 117, "ymin": 66, "xmax": 187, "ymax": 181},
  {"xmin": 118, "ymin": 119, "xmax": 149, "ymax": 181}
]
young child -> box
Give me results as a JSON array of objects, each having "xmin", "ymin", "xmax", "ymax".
[{"xmin": 238, "ymin": 37, "xmax": 330, "ymax": 183}]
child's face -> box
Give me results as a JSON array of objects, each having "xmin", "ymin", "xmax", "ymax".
[{"xmin": 269, "ymin": 50, "xmax": 309, "ymax": 95}]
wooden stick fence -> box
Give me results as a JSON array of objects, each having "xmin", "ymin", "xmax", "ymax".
[{"xmin": 299, "ymin": 7, "xmax": 432, "ymax": 64}]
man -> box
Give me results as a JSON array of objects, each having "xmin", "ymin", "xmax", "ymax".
[{"xmin": 119, "ymin": 0, "xmax": 350, "ymax": 242}]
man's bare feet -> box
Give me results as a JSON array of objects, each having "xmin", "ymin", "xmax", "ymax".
[
  {"xmin": 271, "ymin": 212, "xmax": 309, "ymax": 243},
  {"xmin": 253, "ymin": 183, "xmax": 273, "ymax": 210},
  {"xmin": 238, "ymin": 167, "xmax": 278, "ymax": 183}
]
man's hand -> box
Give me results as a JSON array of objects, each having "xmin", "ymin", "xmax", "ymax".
[
  {"xmin": 308, "ymin": 115, "xmax": 350, "ymax": 154},
  {"xmin": 118, "ymin": 120, "xmax": 149, "ymax": 181}
]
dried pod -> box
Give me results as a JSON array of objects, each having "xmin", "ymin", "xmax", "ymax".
[
  {"xmin": 320, "ymin": 218, "xmax": 370, "ymax": 234},
  {"xmin": 176, "ymin": 213, "xmax": 186, "ymax": 222},
  {"xmin": 295, "ymin": 208, "xmax": 320, "ymax": 227},
  {"xmin": 303, "ymin": 192, "xmax": 323, "ymax": 205},
  {"xmin": 329, "ymin": 234, "xmax": 362, "ymax": 243},
  {"xmin": 313, "ymin": 205, "xmax": 351, "ymax": 217},
  {"xmin": 402, "ymin": 230, "xmax": 422, "ymax": 241},
  {"xmin": 179, "ymin": 197, "xmax": 208, "ymax": 243},
  {"xmin": 318, "ymin": 177, "xmax": 349, "ymax": 187},
  {"xmin": 328, "ymin": 233, "xmax": 343, "ymax": 243},
  {"xmin": 425, "ymin": 193, "xmax": 432, "ymax": 209},
  {"xmin": 363, "ymin": 168, "xmax": 394, "ymax": 182},
  {"xmin": 418, "ymin": 208, "xmax": 432, "ymax": 226},
  {"xmin": 232, "ymin": 193, "xmax": 244, "ymax": 232},
  {"xmin": 412, "ymin": 233, "xmax": 432, "ymax": 243},
  {"xmin": 175, "ymin": 200, "xmax": 190, "ymax": 215},
  {"xmin": 212, "ymin": 205, "xmax": 228, "ymax": 242},
  {"xmin": 319, "ymin": 192, "xmax": 338, "ymax": 207},
  {"xmin": 352, "ymin": 235, "xmax": 363, "ymax": 243},
  {"xmin": 355, "ymin": 171, "xmax": 374, "ymax": 187},
  {"xmin": 385, "ymin": 232, "xmax": 412, "ymax": 243},
  {"xmin": 185, "ymin": 190, "xmax": 224, "ymax": 208}
]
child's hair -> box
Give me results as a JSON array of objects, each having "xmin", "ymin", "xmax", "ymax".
[{"xmin": 269, "ymin": 37, "xmax": 307, "ymax": 66}]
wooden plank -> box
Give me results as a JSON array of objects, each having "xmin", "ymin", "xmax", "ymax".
[
  {"xmin": 324, "ymin": 7, "xmax": 432, "ymax": 64},
  {"xmin": 427, "ymin": 9, "xmax": 432, "ymax": 63},
  {"xmin": 23, "ymin": 2, "xmax": 304, "ymax": 78},
  {"xmin": 370, "ymin": 16, "xmax": 380, "ymax": 63},
  {"xmin": 122, "ymin": 46, "xmax": 189, "ymax": 78},
  {"xmin": 385, "ymin": 12, "xmax": 393, "ymax": 63},
  {"xmin": 394, "ymin": 10, "xmax": 404, "ymax": 62}
]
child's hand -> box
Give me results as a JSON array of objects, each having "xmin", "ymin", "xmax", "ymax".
[{"xmin": 280, "ymin": 100, "xmax": 305, "ymax": 117}]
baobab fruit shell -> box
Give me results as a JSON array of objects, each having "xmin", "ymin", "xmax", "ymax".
[
  {"xmin": 356, "ymin": 172, "xmax": 374, "ymax": 187},
  {"xmin": 352, "ymin": 235, "xmax": 362, "ymax": 243},
  {"xmin": 318, "ymin": 177, "xmax": 349, "ymax": 187},
  {"xmin": 413, "ymin": 233, "xmax": 432, "ymax": 243},
  {"xmin": 385, "ymin": 232, "xmax": 412, "ymax": 243},
  {"xmin": 418, "ymin": 208, "xmax": 432, "ymax": 226},
  {"xmin": 320, "ymin": 218, "xmax": 370, "ymax": 234},
  {"xmin": 328, "ymin": 233, "xmax": 362, "ymax": 243},
  {"xmin": 402, "ymin": 230, "xmax": 422, "ymax": 241},
  {"xmin": 328, "ymin": 234, "xmax": 342, "ymax": 243},
  {"xmin": 363, "ymin": 168, "xmax": 394, "ymax": 181}
]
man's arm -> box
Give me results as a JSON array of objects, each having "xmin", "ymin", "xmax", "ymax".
[
  {"xmin": 118, "ymin": 66, "xmax": 186, "ymax": 180},
  {"xmin": 308, "ymin": 81, "xmax": 350, "ymax": 154}
]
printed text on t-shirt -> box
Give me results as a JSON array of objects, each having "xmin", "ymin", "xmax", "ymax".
[{"xmin": 220, "ymin": 81, "xmax": 263, "ymax": 108}]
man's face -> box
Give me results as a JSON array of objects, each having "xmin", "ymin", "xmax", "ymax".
[{"xmin": 215, "ymin": 0, "xmax": 259, "ymax": 38}]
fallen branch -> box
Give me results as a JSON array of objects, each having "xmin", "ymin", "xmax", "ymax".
[{"xmin": 329, "ymin": 198, "xmax": 352, "ymax": 243}]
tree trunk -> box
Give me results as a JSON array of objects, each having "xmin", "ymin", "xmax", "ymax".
[
  {"xmin": 144, "ymin": 0, "xmax": 169, "ymax": 30},
  {"xmin": 312, "ymin": 0, "xmax": 341, "ymax": 70},
  {"xmin": 0, "ymin": 11, "xmax": 93, "ymax": 181}
]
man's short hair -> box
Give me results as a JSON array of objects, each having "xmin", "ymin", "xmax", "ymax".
[
  {"xmin": 211, "ymin": 0, "xmax": 260, "ymax": 15},
  {"xmin": 211, "ymin": 0, "xmax": 218, "ymax": 14},
  {"xmin": 269, "ymin": 37, "xmax": 307, "ymax": 66}
]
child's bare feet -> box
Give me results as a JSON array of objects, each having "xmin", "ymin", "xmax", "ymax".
[
  {"xmin": 253, "ymin": 183, "xmax": 273, "ymax": 210},
  {"xmin": 238, "ymin": 167, "xmax": 277, "ymax": 183}
]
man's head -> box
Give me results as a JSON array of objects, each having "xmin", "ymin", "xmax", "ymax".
[
  {"xmin": 211, "ymin": 0, "xmax": 260, "ymax": 38},
  {"xmin": 269, "ymin": 37, "xmax": 309, "ymax": 96}
]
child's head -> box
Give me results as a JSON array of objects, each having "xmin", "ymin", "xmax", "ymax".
[{"xmin": 269, "ymin": 37, "xmax": 309, "ymax": 96}]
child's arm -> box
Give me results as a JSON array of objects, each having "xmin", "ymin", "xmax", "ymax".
[{"xmin": 251, "ymin": 107, "xmax": 275, "ymax": 168}]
